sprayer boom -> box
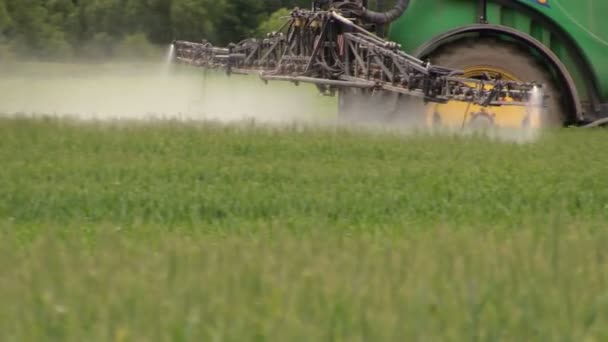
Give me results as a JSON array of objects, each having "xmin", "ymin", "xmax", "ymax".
[{"xmin": 172, "ymin": 4, "xmax": 540, "ymax": 109}]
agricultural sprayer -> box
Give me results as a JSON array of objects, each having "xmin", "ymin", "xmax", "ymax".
[{"xmin": 171, "ymin": 0, "xmax": 608, "ymax": 128}]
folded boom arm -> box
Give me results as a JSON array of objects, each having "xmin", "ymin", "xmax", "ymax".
[{"xmin": 172, "ymin": 7, "xmax": 540, "ymax": 108}]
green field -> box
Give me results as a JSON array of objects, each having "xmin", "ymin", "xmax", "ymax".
[{"xmin": 1, "ymin": 116, "xmax": 608, "ymax": 341}]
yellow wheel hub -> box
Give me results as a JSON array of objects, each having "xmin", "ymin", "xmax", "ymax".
[{"xmin": 426, "ymin": 65, "xmax": 541, "ymax": 129}]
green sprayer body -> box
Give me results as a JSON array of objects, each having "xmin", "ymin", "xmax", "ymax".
[{"xmin": 389, "ymin": 0, "xmax": 608, "ymax": 122}]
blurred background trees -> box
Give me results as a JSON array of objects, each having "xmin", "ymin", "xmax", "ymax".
[{"xmin": 0, "ymin": 0, "xmax": 334, "ymax": 60}]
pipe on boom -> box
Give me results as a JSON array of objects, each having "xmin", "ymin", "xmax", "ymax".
[{"xmin": 361, "ymin": 0, "xmax": 410, "ymax": 24}]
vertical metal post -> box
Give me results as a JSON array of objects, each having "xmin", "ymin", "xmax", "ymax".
[
  {"xmin": 375, "ymin": 0, "xmax": 386, "ymax": 37},
  {"xmin": 345, "ymin": 40, "xmax": 351, "ymax": 76},
  {"xmin": 478, "ymin": 0, "xmax": 488, "ymax": 24}
]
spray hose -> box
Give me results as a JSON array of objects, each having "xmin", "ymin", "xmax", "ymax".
[{"xmin": 361, "ymin": 0, "xmax": 410, "ymax": 24}]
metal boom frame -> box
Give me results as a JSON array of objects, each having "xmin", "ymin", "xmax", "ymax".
[{"xmin": 173, "ymin": 6, "xmax": 540, "ymax": 110}]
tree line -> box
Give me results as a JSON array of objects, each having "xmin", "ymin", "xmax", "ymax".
[
  {"xmin": 0, "ymin": 0, "xmax": 315, "ymax": 60},
  {"xmin": 0, "ymin": 0, "xmax": 391, "ymax": 61}
]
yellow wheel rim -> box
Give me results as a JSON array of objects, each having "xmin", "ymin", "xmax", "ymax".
[{"xmin": 426, "ymin": 65, "xmax": 542, "ymax": 129}]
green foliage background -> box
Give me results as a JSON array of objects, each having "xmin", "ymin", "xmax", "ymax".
[
  {"xmin": 0, "ymin": 0, "xmax": 392, "ymax": 60},
  {"xmin": 0, "ymin": 0, "xmax": 318, "ymax": 60}
]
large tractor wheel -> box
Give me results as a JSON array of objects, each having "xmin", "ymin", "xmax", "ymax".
[{"xmin": 425, "ymin": 38, "xmax": 566, "ymax": 128}]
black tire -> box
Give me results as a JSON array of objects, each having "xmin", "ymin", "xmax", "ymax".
[{"xmin": 426, "ymin": 38, "xmax": 567, "ymax": 126}]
